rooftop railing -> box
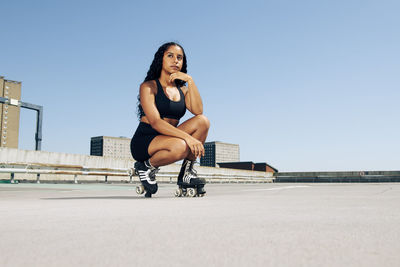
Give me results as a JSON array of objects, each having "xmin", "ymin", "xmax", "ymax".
[{"xmin": 0, "ymin": 162, "xmax": 273, "ymax": 184}]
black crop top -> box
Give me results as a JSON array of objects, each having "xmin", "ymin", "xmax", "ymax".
[{"xmin": 139, "ymin": 79, "xmax": 186, "ymax": 120}]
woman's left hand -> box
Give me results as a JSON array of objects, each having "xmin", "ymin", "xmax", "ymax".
[{"xmin": 169, "ymin": 72, "xmax": 192, "ymax": 83}]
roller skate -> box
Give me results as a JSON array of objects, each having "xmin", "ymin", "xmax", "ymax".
[
  {"xmin": 134, "ymin": 160, "xmax": 159, "ymax": 198},
  {"xmin": 174, "ymin": 159, "xmax": 206, "ymax": 197}
]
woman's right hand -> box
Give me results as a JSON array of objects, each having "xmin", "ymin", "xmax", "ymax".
[{"xmin": 185, "ymin": 136, "xmax": 205, "ymax": 159}]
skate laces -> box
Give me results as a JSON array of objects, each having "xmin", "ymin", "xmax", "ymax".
[
  {"xmin": 189, "ymin": 161, "xmax": 198, "ymax": 176},
  {"xmin": 149, "ymin": 167, "xmax": 160, "ymax": 181},
  {"xmin": 183, "ymin": 161, "xmax": 198, "ymax": 183},
  {"xmin": 189, "ymin": 166, "xmax": 197, "ymax": 177},
  {"xmin": 136, "ymin": 161, "xmax": 159, "ymax": 183}
]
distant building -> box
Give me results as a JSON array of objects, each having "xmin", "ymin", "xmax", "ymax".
[
  {"xmin": 200, "ymin": 141, "xmax": 240, "ymax": 167},
  {"xmin": 90, "ymin": 136, "xmax": 132, "ymax": 160},
  {"xmin": 254, "ymin": 162, "xmax": 278, "ymax": 173},
  {"xmin": 0, "ymin": 76, "xmax": 21, "ymax": 148},
  {"xmin": 218, "ymin": 161, "xmax": 278, "ymax": 173},
  {"xmin": 217, "ymin": 161, "xmax": 254, "ymax": 170}
]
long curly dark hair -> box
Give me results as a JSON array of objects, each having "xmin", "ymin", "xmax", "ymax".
[{"xmin": 137, "ymin": 42, "xmax": 188, "ymax": 119}]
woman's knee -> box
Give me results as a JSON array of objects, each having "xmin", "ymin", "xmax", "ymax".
[
  {"xmin": 196, "ymin": 114, "xmax": 210, "ymax": 130},
  {"xmin": 173, "ymin": 139, "xmax": 190, "ymax": 160}
]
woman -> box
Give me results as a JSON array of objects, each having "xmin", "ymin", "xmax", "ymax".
[{"xmin": 130, "ymin": 42, "xmax": 210, "ymax": 197}]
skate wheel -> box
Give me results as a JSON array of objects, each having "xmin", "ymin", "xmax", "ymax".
[
  {"xmin": 187, "ymin": 188, "xmax": 196, "ymax": 197},
  {"xmin": 198, "ymin": 194, "xmax": 205, "ymax": 197},
  {"xmin": 174, "ymin": 188, "xmax": 183, "ymax": 197},
  {"xmin": 136, "ymin": 185, "xmax": 145, "ymax": 194}
]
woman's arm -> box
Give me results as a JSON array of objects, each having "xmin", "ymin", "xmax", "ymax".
[{"xmin": 170, "ymin": 73, "xmax": 203, "ymax": 115}]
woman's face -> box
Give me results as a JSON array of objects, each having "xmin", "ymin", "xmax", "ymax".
[{"xmin": 162, "ymin": 45, "xmax": 184, "ymax": 74}]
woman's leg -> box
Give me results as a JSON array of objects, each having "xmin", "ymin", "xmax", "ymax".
[
  {"xmin": 177, "ymin": 114, "xmax": 210, "ymax": 160},
  {"xmin": 147, "ymin": 114, "xmax": 210, "ymax": 166},
  {"xmin": 176, "ymin": 115, "xmax": 210, "ymax": 189},
  {"xmin": 177, "ymin": 114, "xmax": 210, "ymax": 143},
  {"xmin": 147, "ymin": 136, "xmax": 190, "ymax": 167}
]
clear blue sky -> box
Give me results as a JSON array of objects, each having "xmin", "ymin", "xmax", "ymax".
[{"xmin": 1, "ymin": 0, "xmax": 399, "ymax": 171}]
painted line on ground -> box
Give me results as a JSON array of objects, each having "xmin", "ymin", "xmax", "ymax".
[{"xmin": 242, "ymin": 185, "xmax": 311, "ymax": 192}]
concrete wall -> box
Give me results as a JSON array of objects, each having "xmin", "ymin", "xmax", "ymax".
[
  {"xmin": 0, "ymin": 147, "xmax": 133, "ymax": 168},
  {"xmin": 0, "ymin": 147, "xmax": 274, "ymax": 183}
]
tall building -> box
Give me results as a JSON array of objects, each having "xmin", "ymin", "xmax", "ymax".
[
  {"xmin": 200, "ymin": 141, "xmax": 240, "ymax": 167},
  {"xmin": 0, "ymin": 76, "xmax": 21, "ymax": 148},
  {"xmin": 90, "ymin": 136, "xmax": 132, "ymax": 160}
]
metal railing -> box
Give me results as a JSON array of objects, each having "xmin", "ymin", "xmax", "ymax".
[
  {"xmin": 0, "ymin": 162, "xmax": 132, "ymax": 184},
  {"xmin": 0, "ymin": 163, "xmax": 274, "ymax": 184}
]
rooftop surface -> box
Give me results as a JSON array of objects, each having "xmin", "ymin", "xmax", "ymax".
[{"xmin": 1, "ymin": 182, "xmax": 399, "ymax": 266}]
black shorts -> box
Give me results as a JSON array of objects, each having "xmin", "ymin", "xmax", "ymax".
[{"xmin": 130, "ymin": 122, "xmax": 160, "ymax": 162}]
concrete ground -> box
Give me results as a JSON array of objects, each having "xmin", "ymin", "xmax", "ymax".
[{"xmin": 0, "ymin": 182, "xmax": 399, "ymax": 267}]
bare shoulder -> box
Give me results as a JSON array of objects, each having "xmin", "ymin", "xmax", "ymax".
[{"xmin": 140, "ymin": 80, "xmax": 157, "ymax": 95}]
